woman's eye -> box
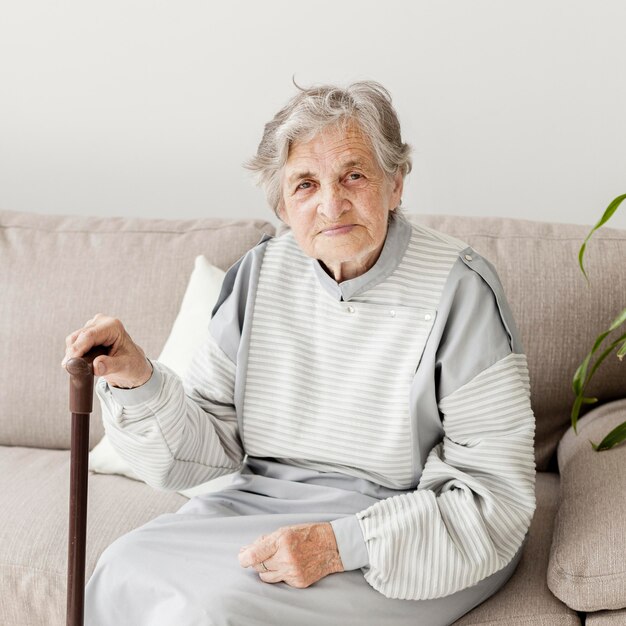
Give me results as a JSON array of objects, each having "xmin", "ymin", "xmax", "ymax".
[
  {"xmin": 348, "ymin": 173, "xmax": 362, "ymax": 181},
  {"xmin": 296, "ymin": 181, "xmax": 312, "ymax": 191}
]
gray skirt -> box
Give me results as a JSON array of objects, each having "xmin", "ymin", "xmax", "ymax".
[{"xmin": 85, "ymin": 458, "xmax": 524, "ymax": 626}]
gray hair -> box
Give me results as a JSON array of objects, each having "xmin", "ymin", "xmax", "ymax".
[{"xmin": 244, "ymin": 80, "xmax": 413, "ymax": 219}]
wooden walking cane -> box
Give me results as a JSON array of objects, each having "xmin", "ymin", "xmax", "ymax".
[{"xmin": 65, "ymin": 345, "xmax": 108, "ymax": 626}]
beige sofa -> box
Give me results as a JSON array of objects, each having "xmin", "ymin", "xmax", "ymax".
[{"xmin": 1, "ymin": 207, "xmax": 625, "ymax": 625}]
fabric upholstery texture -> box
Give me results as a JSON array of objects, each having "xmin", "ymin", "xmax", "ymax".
[
  {"xmin": 0, "ymin": 443, "xmax": 575, "ymax": 626},
  {"xmin": 0, "ymin": 445, "xmax": 187, "ymax": 626},
  {"xmin": 413, "ymin": 213, "xmax": 626, "ymax": 472},
  {"xmin": 454, "ymin": 473, "xmax": 580, "ymax": 625},
  {"xmin": 2, "ymin": 208, "xmax": 624, "ymax": 623},
  {"xmin": 548, "ymin": 398, "xmax": 626, "ymax": 612},
  {"xmin": 586, "ymin": 609, "xmax": 626, "ymax": 625},
  {"xmin": 0, "ymin": 209, "xmax": 274, "ymax": 450}
]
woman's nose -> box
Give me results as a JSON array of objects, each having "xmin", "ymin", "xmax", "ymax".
[{"xmin": 317, "ymin": 184, "xmax": 349, "ymax": 220}]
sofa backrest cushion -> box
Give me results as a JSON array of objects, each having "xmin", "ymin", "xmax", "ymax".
[
  {"xmin": 0, "ymin": 209, "xmax": 275, "ymax": 450},
  {"xmin": 4, "ymin": 208, "xmax": 624, "ymax": 470},
  {"xmin": 413, "ymin": 213, "xmax": 626, "ymax": 471}
]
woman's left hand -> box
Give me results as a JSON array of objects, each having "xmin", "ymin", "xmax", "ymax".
[{"xmin": 238, "ymin": 522, "xmax": 344, "ymax": 588}]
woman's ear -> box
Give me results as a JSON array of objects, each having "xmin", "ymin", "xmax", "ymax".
[{"xmin": 390, "ymin": 170, "xmax": 404, "ymax": 209}]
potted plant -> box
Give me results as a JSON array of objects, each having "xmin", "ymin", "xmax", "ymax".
[{"xmin": 571, "ymin": 193, "xmax": 626, "ymax": 450}]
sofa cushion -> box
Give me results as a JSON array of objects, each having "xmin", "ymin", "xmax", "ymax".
[
  {"xmin": 586, "ymin": 609, "xmax": 626, "ymax": 625},
  {"xmin": 0, "ymin": 209, "xmax": 274, "ymax": 449},
  {"xmin": 453, "ymin": 473, "xmax": 580, "ymax": 625},
  {"xmin": 411, "ymin": 213, "xmax": 626, "ymax": 471},
  {"xmin": 548, "ymin": 398, "xmax": 626, "ymax": 612},
  {"xmin": 0, "ymin": 445, "xmax": 187, "ymax": 626},
  {"xmin": 1, "ymin": 449, "xmax": 576, "ymax": 626}
]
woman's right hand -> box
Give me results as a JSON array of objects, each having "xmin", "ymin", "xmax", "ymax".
[{"xmin": 61, "ymin": 314, "xmax": 153, "ymax": 389}]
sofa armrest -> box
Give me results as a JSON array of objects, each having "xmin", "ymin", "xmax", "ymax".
[{"xmin": 547, "ymin": 398, "xmax": 626, "ymax": 612}]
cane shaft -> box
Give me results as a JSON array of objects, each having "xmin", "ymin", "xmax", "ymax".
[
  {"xmin": 65, "ymin": 345, "xmax": 108, "ymax": 626},
  {"xmin": 67, "ymin": 412, "xmax": 90, "ymax": 626}
]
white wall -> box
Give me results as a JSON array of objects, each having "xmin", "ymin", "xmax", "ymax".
[{"xmin": 1, "ymin": 1, "xmax": 625, "ymax": 230}]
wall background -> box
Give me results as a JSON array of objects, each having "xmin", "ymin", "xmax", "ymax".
[{"xmin": 1, "ymin": 0, "xmax": 624, "ymax": 230}]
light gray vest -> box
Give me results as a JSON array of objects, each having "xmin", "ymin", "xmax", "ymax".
[{"xmin": 242, "ymin": 216, "xmax": 465, "ymax": 489}]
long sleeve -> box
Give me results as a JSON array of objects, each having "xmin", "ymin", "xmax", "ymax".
[
  {"xmin": 338, "ymin": 256, "xmax": 537, "ymax": 600},
  {"xmin": 92, "ymin": 235, "xmax": 274, "ymax": 491},
  {"xmin": 95, "ymin": 329, "xmax": 244, "ymax": 491}
]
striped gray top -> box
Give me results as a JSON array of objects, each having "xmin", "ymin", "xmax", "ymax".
[
  {"xmin": 243, "ymin": 217, "xmax": 458, "ymax": 489},
  {"xmin": 96, "ymin": 211, "xmax": 536, "ymax": 600}
]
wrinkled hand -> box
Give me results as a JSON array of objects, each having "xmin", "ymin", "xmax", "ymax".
[
  {"xmin": 238, "ymin": 522, "xmax": 344, "ymax": 588},
  {"xmin": 61, "ymin": 313, "xmax": 153, "ymax": 389}
]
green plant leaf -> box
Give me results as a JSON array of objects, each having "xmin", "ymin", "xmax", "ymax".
[
  {"xmin": 571, "ymin": 331, "xmax": 626, "ymax": 432},
  {"xmin": 578, "ymin": 194, "xmax": 626, "ymax": 280},
  {"xmin": 584, "ymin": 331, "xmax": 626, "ymax": 388},
  {"xmin": 571, "ymin": 396, "xmax": 599, "ymax": 433},
  {"xmin": 571, "ymin": 394, "xmax": 584, "ymax": 433},
  {"xmin": 572, "ymin": 355, "xmax": 591, "ymax": 395},
  {"xmin": 608, "ymin": 306, "xmax": 626, "ymax": 332},
  {"xmin": 590, "ymin": 420, "xmax": 626, "ymax": 451},
  {"xmin": 578, "ymin": 242, "xmax": 589, "ymax": 283},
  {"xmin": 573, "ymin": 193, "xmax": 626, "ymax": 449},
  {"xmin": 572, "ymin": 327, "xmax": 622, "ymax": 395}
]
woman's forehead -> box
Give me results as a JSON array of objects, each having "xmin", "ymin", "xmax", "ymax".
[{"xmin": 285, "ymin": 123, "xmax": 378, "ymax": 173}]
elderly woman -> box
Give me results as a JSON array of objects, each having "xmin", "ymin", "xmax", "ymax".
[{"xmin": 64, "ymin": 81, "xmax": 536, "ymax": 625}]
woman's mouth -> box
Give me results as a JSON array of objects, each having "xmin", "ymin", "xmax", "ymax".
[{"xmin": 321, "ymin": 224, "xmax": 355, "ymax": 236}]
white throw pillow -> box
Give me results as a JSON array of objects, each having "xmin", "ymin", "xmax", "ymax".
[
  {"xmin": 88, "ymin": 254, "xmax": 236, "ymax": 498},
  {"xmin": 156, "ymin": 255, "xmax": 226, "ymax": 380}
]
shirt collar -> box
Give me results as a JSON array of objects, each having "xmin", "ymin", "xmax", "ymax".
[{"xmin": 311, "ymin": 211, "xmax": 412, "ymax": 301}]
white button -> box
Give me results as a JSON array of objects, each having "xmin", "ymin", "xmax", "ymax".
[
  {"xmin": 424, "ymin": 313, "xmax": 432, "ymax": 321},
  {"xmin": 389, "ymin": 310, "xmax": 396, "ymax": 317},
  {"xmin": 464, "ymin": 254, "xmax": 473, "ymax": 261},
  {"xmin": 347, "ymin": 305, "xmax": 355, "ymax": 314}
]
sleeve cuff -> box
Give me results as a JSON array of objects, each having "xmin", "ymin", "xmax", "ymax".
[
  {"xmin": 330, "ymin": 515, "xmax": 370, "ymax": 571},
  {"xmin": 107, "ymin": 358, "xmax": 163, "ymax": 406}
]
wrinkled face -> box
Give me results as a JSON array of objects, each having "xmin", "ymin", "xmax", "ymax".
[{"xmin": 278, "ymin": 121, "xmax": 403, "ymax": 282}]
